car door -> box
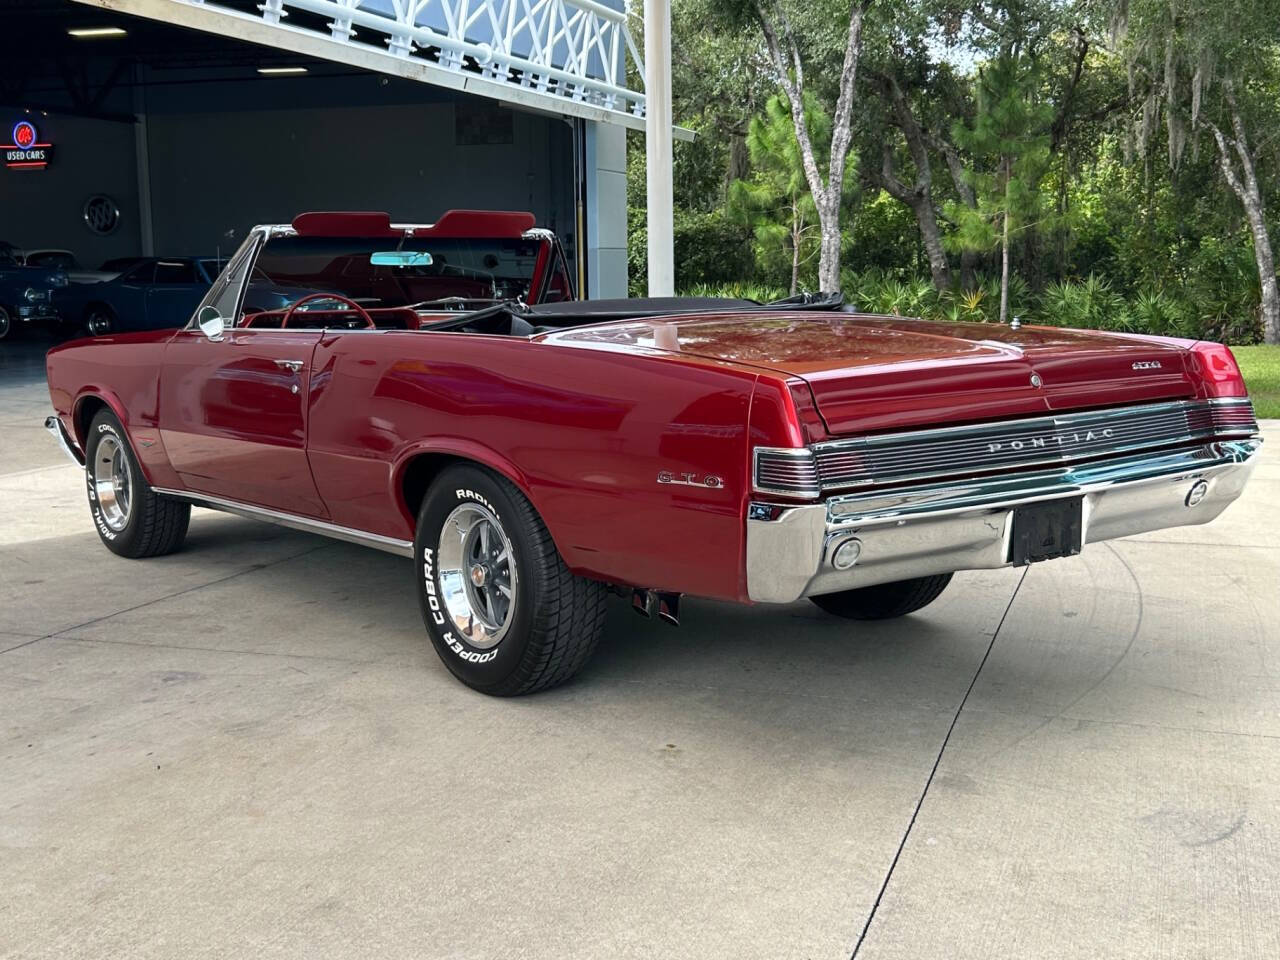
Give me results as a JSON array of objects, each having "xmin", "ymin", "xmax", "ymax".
[
  {"xmin": 158, "ymin": 235, "xmax": 327, "ymax": 517},
  {"xmin": 160, "ymin": 326, "xmax": 327, "ymax": 517},
  {"xmin": 145, "ymin": 259, "xmax": 209, "ymax": 330}
]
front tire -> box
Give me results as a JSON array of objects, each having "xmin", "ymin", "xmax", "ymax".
[
  {"xmin": 414, "ymin": 465, "xmax": 608, "ymax": 695},
  {"xmin": 85, "ymin": 410, "xmax": 190, "ymax": 558},
  {"xmin": 0, "ymin": 304, "xmax": 17, "ymax": 341},
  {"xmin": 810, "ymin": 574, "xmax": 953, "ymax": 620}
]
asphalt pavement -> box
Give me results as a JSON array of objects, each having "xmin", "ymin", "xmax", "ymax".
[{"xmin": 3, "ymin": 339, "xmax": 1279, "ymax": 959}]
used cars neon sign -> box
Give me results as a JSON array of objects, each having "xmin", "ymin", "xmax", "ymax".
[{"xmin": 5, "ymin": 121, "xmax": 54, "ymax": 169}]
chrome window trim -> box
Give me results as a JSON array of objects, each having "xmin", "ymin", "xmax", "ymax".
[
  {"xmin": 185, "ymin": 229, "xmax": 266, "ymax": 332},
  {"xmin": 150, "ymin": 487, "xmax": 414, "ymax": 558}
]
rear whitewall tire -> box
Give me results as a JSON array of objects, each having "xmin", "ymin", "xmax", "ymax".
[{"xmin": 414, "ymin": 465, "xmax": 608, "ymax": 696}]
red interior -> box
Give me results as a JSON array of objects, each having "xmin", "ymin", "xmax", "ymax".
[{"xmin": 241, "ymin": 307, "xmax": 424, "ymax": 330}]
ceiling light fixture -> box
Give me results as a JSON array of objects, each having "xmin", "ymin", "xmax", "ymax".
[
  {"xmin": 67, "ymin": 26, "xmax": 128, "ymax": 38},
  {"xmin": 257, "ymin": 66, "xmax": 309, "ymax": 75}
]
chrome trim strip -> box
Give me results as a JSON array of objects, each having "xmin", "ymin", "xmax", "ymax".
[
  {"xmin": 825, "ymin": 439, "xmax": 1259, "ymax": 526},
  {"xmin": 809, "ymin": 398, "xmax": 1257, "ymax": 492},
  {"xmin": 43, "ymin": 415, "xmax": 85, "ymax": 467},
  {"xmin": 151, "ymin": 487, "xmax": 414, "ymax": 558},
  {"xmin": 814, "ymin": 398, "xmax": 1254, "ymax": 453}
]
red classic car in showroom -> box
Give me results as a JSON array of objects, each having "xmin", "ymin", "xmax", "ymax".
[{"xmin": 44, "ymin": 210, "xmax": 1262, "ymax": 695}]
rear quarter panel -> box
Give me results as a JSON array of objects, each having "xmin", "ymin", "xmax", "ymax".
[
  {"xmin": 46, "ymin": 332, "xmax": 180, "ymax": 488},
  {"xmin": 307, "ymin": 331, "xmax": 762, "ymax": 601}
]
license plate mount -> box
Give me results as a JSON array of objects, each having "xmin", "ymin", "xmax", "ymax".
[{"xmin": 1010, "ymin": 497, "xmax": 1083, "ymax": 566}]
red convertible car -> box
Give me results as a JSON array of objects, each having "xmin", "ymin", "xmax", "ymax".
[{"xmin": 45, "ymin": 211, "xmax": 1262, "ymax": 695}]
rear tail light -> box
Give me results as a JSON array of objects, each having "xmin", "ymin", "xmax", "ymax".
[
  {"xmin": 1186, "ymin": 397, "xmax": 1259, "ymax": 436},
  {"xmin": 753, "ymin": 447, "xmax": 820, "ymax": 498},
  {"xmin": 1190, "ymin": 342, "xmax": 1248, "ymax": 398}
]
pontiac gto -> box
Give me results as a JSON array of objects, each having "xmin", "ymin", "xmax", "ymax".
[{"xmin": 44, "ymin": 211, "xmax": 1262, "ymax": 695}]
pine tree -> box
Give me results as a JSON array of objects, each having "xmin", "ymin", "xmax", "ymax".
[
  {"xmin": 728, "ymin": 93, "xmax": 828, "ymax": 294},
  {"xmin": 945, "ymin": 54, "xmax": 1056, "ymax": 324}
]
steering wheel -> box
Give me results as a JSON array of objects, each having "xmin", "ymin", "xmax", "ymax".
[{"xmin": 280, "ymin": 293, "xmax": 375, "ymax": 330}]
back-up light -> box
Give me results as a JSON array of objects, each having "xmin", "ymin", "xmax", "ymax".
[{"xmin": 1190, "ymin": 342, "xmax": 1248, "ymax": 398}]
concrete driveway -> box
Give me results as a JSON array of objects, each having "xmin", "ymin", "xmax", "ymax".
[{"xmin": 3, "ymin": 339, "xmax": 1278, "ymax": 959}]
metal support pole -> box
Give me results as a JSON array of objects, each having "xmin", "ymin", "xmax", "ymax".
[
  {"xmin": 132, "ymin": 63, "xmax": 155, "ymax": 256},
  {"xmin": 572, "ymin": 117, "xmax": 589, "ymax": 299},
  {"xmin": 644, "ymin": 0, "xmax": 674, "ymax": 297}
]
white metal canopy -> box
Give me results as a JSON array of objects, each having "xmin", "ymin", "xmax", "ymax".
[{"xmin": 68, "ymin": 0, "xmax": 673, "ymax": 133}]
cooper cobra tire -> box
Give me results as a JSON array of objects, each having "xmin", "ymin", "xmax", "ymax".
[
  {"xmin": 415, "ymin": 464, "xmax": 608, "ymax": 696},
  {"xmin": 85, "ymin": 410, "xmax": 190, "ymax": 558},
  {"xmin": 809, "ymin": 573, "xmax": 953, "ymax": 621}
]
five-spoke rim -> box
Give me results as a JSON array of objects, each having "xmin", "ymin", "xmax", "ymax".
[
  {"xmin": 436, "ymin": 502, "xmax": 517, "ymax": 649},
  {"xmin": 92, "ymin": 434, "xmax": 132, "ymax": 531}
]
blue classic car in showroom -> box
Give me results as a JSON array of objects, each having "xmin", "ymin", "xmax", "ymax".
[
  {"xmin": 52, "ymin": 256, "xmax": 313, "ymax": 336},
  {"xmin": 0, "ymin": 241, "xmax": 68, "ymax": 341}
]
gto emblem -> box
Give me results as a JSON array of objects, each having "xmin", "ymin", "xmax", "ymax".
[
  {"xmin": 658, "ymin": 470, "xmax": 724, "ymax": 489},
  {"xmin": 1132, "ymin": 361, "xmax": 1162, "ymax": 370},
  {"xmin": 987, "ymin": 428, "xmax": 1115, "ymax": 454}
]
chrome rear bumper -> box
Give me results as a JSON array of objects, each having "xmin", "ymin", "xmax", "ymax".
[{"xmin": 746, "ymin": 439, "xmax": 1261, "ymax": 603}]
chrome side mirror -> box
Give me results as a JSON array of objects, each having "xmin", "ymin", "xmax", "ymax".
[{"xmin": 197, "ymin": 305, "xmax": 226, "ymax": 341}]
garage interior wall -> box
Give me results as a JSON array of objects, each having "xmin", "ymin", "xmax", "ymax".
[
  {"xmin": 144, "ymin": 101, "xmax": 575, "ymax": 261},
  {"xmin": 0, "ymin": 112, "xmax": 142, "ymax": 267},
  {"xmin": 3, "ymin": 71, "xmax": 606, "ymax": 289}
]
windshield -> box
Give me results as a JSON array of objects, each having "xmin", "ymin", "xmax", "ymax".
[
  {"xmin": 254, "ymin": 235, "xmax": 544, "ymax": 307},
  {"xmin": 28, "ymin": 251, "xmax": 78, "ymax": 270}
]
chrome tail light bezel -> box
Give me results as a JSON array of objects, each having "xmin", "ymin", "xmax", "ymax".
[{"xmin": 752, "ymin": 446, "xmax": 822, "ymax": 499}]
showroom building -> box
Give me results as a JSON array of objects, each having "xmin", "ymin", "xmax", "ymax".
[{"xmin": 2, "ymin": 0, "xmax": 653, "ymax": 297}]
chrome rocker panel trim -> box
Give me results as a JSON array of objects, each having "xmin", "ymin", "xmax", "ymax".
[
  {"xmin": 44, "ymin": 415, "xmax": 409, "ymax": 557},
  {"xmin": 746, "ymin": 438, "xmax": 1262, "ymax": 604},
  {"xmin": 44, "ymin": 415, "xmax": 85, "ymax": 467},
  {"xmin": 151, "ymin": 487, "xmax": 415, "ymax": 558}
]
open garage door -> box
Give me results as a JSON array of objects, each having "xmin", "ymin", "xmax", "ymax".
[{"xmin": 1, "ymin": 0, "xmax": 635, "ymax": 296}]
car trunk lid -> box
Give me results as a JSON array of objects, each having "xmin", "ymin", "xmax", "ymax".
[{"xmin": 556, "ymin": 313, "xmax": 1198, "ymax": 435}]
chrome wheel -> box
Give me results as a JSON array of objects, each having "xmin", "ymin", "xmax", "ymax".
[
  {"xmin": 86, "ymin": 311, "xmax": 112, "ymax": 336},
  {"xmin": 0, "ymin": 306, "xmax": 10, "ymax": 340},
  {"xmin": 92, "ymin": 434, "xmax": 133, "ymax": 531},
  {"xmin": 437, "ymin": 502, "xmax": 518, "ymax": 649}
]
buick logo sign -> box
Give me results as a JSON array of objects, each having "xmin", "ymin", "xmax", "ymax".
[{"xmin": 83, "ymin": 194, "xmax": 120, "ymax": 235}]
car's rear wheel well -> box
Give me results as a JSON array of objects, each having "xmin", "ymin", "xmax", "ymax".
[
  {"xmin": 401, "ymin": 453, "xmax": 466, "ymax": 523},
  {"xmin": 74, "ymin": 396, "xmax": 109, "ymax": 449}
]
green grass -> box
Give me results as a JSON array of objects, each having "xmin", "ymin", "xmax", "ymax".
[{"xmin": 1234, "ymin": 345, "xmax": 1280, "ymax": 419}]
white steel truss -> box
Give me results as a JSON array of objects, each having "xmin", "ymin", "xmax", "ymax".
[{"xmin": 70, "ymin": 0, "xmax": 650, "ymax": 127}]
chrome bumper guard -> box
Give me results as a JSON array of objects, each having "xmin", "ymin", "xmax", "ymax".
[
  {"xmin": 44, "ymin": 415, "xmax": 85, "ymax": 466},
  {"xmin": 746, "ymin": 439, "xmax": 1262, "ymax": 603}
]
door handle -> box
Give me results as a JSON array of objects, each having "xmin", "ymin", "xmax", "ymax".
[{"xmin": 274, "ymin": 359, "xmax": 304, "ymax": 373}]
